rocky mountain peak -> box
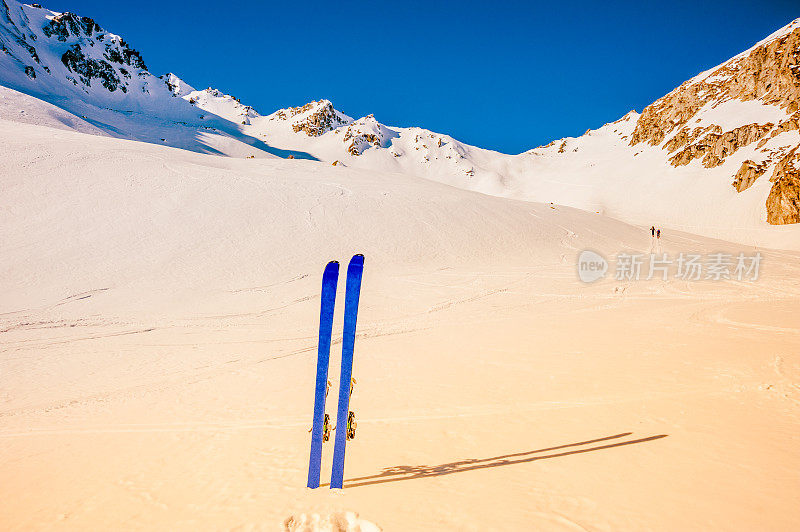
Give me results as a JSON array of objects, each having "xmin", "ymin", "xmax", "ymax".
[
  {"xmin": 269, "ymin": 99, "xmax": 352, "ymax": 137},
  {"xmin": 1, "ymin": 0, "xmax": 153, "ymax": 95},
  {"xmin": 631, "ymin": 19, "xmax": 800, "ymax": 148},
  {"xmin": 340, "ymin": 114, "xmax": 394, "ymax": 156},
  {"xmin": 41, "ymin": 11, "xmax": 100, "ymax": 41},
  {"xmin": 627, "ymin": 18, "xmax": 800, "ymax": 224},
  {"xmin": 161, "ymin": 72, "xmax": 194, "ymax": 97}
]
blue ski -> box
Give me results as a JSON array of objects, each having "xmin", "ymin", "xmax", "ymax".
[
  {"xmin": 306, "ymin": 260, "xmax": 339, "ymax": 489},
  {"xmin": 330, "ymin": 254, "xmax": 365, "ymax": 489}
]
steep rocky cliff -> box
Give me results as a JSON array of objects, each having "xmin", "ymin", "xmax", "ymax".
[
  {"xmin": 0, "ymin": 2, "xmax": 155, "ymax": 96},
  {"xmin": 628, "ymin": 19, "xmax": 800, "ymax": 224},
  {"xmin": 766, "ymin": 147, "xmax": 800, "ymax": 224}
]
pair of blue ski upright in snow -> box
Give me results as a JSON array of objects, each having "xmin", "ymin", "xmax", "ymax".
[{"xmin": 307, "ymin": 254, "xmax": 364, "ymax": 490}]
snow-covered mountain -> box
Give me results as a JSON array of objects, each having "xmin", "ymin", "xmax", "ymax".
[
  {"xmin": 248, "ymin": 100, "xmax": 507, "ymax": 192},
  {"xmin": 1, "ymin": 0, "xmax": 799, "ymax": 248},
  {"xmin": 0, "ymin": 0, "xmax": 314, "ymax": 159},
  {"xmin": 495, "ymin": 18, "xmax": 800, "ymax": 236},
  {"xmin": 0, "ymin": 0, "xmax": 501, "ymax": 176}
]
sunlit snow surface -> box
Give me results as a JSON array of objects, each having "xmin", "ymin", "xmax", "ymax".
[
  {"xmin": 1, "ymin": 5, "xmax": 800, "ymax": 528},
  {"xmin": 1, "ymin": 116, "xmax": 800, "ymax": 531}
]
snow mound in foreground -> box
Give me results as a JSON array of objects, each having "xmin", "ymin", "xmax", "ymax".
[{"xmin": 283, "ymin": 512, "xmax": 380, "ymax": 532}]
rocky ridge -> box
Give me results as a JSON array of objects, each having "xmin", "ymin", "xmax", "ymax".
[
  {"xmin": 269, "ymin": 99, "xmax": 351, "ymax": 137},
  {"xmin": 628, "ymin": 19, "xmax": 800, "ymax": 223},
  {"xmin": 338, "ymin": 114, "xmax": 394, "ymax": 155},
  {"xmin": 1, "ymin": 2, "xmax": 153, "ymax": 95}
]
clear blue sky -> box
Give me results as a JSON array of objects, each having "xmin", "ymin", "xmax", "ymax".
[{"xmin": 44, "ymin": 0, "xmax": 799, "ymax": 154}]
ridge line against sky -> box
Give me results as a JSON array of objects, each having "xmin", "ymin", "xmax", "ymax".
[{"xmin": 35, "ymin": 0, "xmax": 800, "ymax": 154}]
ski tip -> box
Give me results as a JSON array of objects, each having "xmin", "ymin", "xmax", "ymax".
[
  {"xmin": 323, "ymin": 261, "xmax": 340, "ymax": 279},
  {"xmin": 349, "ymin": 254, "xmax": 365, "ymax": 266}
]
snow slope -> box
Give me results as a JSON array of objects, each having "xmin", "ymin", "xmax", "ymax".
[
  {"xmin": 1, "ymin": 118, "xmax": 800, "ymax": 530},
  {"xmin": 2, "ymin": 0, "xmax": 799, "ymax": 249},
  {"xmin": 490, "ymin": 111, "xmax": 800, "ymax": 249}
]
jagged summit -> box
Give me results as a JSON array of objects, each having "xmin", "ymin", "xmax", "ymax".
[
  {"xmin": 161, "ymin": 73, "xmax": 194, "ymax": 97},
  {"xmin": 267, "ymin": 99, "xmax": 352, "ymax": 136},
  {"xmin": 1, "ymin": 1, "xmax": 154, "ymax": 97},
  {"xmin": 339, "ymin": 114, "xmax": 394, "ymax": 155},
  {"xmin": 687, "ymin": 17, "xmax": 800, "ymax": 87}
]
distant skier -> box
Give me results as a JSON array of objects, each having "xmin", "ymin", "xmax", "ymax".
[
  {"xmin": 656, "ymin": 229, "xmax": 661, "ymax": 239},
  {"xmin": 648, "ymin": 226, "xmax": 657, "ymax": 252}
]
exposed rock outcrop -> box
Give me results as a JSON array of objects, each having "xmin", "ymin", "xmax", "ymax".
[
  {"xmin": 631, "ymin": 24, "xmax": 800, "ymax": 148},
  {"xmin": 277, "ymin": 100, "xmax": 349, "ymax": 137},
  {"xmin": 625, "ymin": 21, "xmax": 800, "ymax": 224},
  {"xmin": 42, "ymin": 11, "xmax": 100, "ymax": 41},
  {"xmin": 341, "ymin": 115, "xmax": 392, "ymax": 156},
  {"xmin": 668, "ymin": 123, "xmax": 774, "ymax": 168},
  {"xmin": 765, "ymin": 111, "xmax": 800, "ymax": 143},
  {"xmin": 766, "ymin": 148, "xmax": 800, "ymax": 224},
  {"xmin": 161, "ymin": 72, "xmax": 194, "ymax": 96},
  {"xmin": 732, "ymin": 160, "xmax": 768, "ymax": 192},
  {"xmin": 663, "ymin": 125, "xmax": 716, "ymax": 153},
  {"xmin": 0, "ymin": 3, "xmax": 152, "ymax": 94},
  {"xmin": 60, "ymin": 42, "xmax": 122, "ymax": 91},
  {"xmin": 1, "ymin": 0, "xmax": 13, "ymax": 25}
]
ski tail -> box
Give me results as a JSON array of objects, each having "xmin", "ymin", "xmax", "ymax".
[
  {"xmin": 331, "ymin": 254, "xmax": 365, "ymax": 489},
  {"xmin": 307, "ymin": 260, "xmax": 339, "ymax": 489}
]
